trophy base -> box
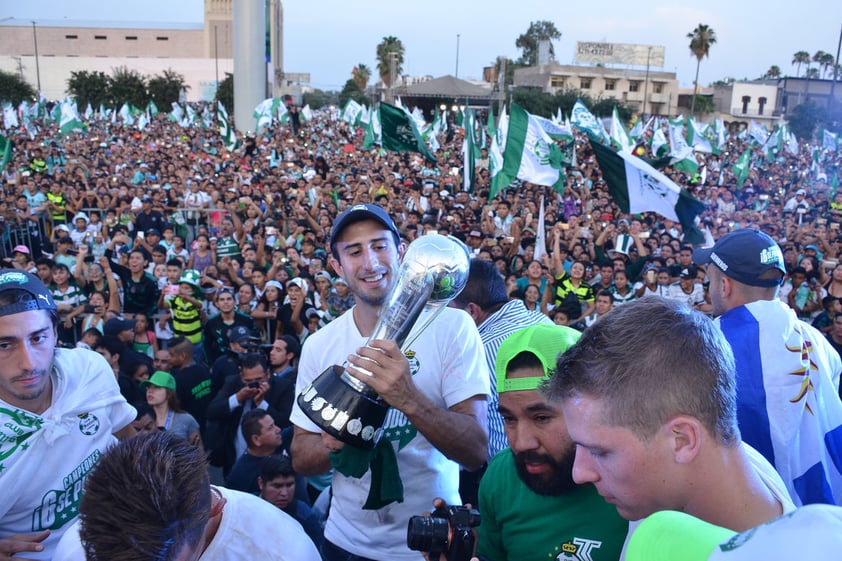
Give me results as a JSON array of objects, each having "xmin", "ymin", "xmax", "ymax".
[{"xmin": 297, "ymin": 364, "xmax": 389, "ymax": 449}]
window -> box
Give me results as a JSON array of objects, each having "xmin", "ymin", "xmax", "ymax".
[
  {"xmin": 65, "ymin": 34, "xmax": 78, "ymax": 40},
  {"xmin": 653, "ymin": 83, "xmax": 663, "ymax": 94},
  {"xmin": 550, "ymin": 77, "xmax": 565, "ymax": 89},
  {"xmin": 156, "ymin": 36, "xmax": 169, "ymax": 41},
  {"xmin": 94, "ymin": 35, "xmax": 107, "ymax": 40},
  {"xmin": 605, "ymin": 80, "xmax": 616, "ymax": 91},
  {"xmin": 628, "ymin": 81, "xmax": 640, "ymax": 92},
  {"xmin": 125, "ymin": 36, "xmax": 138, "ymax": 40},
  {"xmin": 580, "ymin": 78, "xmax": 592, "ymax": 90},
  {"xmin": 758, "ymin": 96, "xmax": 767, "ymax": 116},
  {"xmin": 741, "ymin": 95, "xmax": 751, "ymax": 114}
]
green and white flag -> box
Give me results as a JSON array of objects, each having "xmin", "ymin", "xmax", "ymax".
[
  {"xmin": 785, "ymin": 126, "xmax": 799, "ymax": 156},
  {"xmin": 733, "ymin": 148, "xmax": 751, "ymax": 189},
  {"xmin": 363, "ymin": 105, "xmax": 382, "ymax": 150},
  {"xmin": 610, "ymin": 107, "xmax": 634, "ymax": 153},
  {"xmin": 147, "ymin": 100, "xmax": 159, "ymax": 116},
  {"xmin": 570, "ymin": 99, "xmax": 609, "ymax": 142},
  {"xmin": 59, "ymin": 99, "xmax": 86, "ymax": 136},
  {"xmin": 185, "ymin": 104, "xmax": 198, "ymax": 127},
  {"xmin": 714, "ymin": 119, "xmax": 727, "ymax": 152},
  {"xmin": 823, "ymin": 130, "xmax": 838, "ymax": 152},
  {"xmin": 118, "ymin": 103, "xmax": 134, "ymax": 126},
  {"xmin": 0, "ymin": 133, "xmax": 12, "ymax": 170},
  {"xmin": 463, "ymin": 109, "xmax": 477, "ymax": 191},
  {"xmin": 533, "ymin": 114, "xmax": 573, "ymax": 141},
  {"xmin": 253, "ymin": 98, "xmax": 279, "ymax": 132},
  {"xmin": 218, "ymin": 101, "xmax": 237, "ymax": 150},
  {"xmin": 590, "ymin": 139, "xmax": 705, "ymax": 245},
  {"xmin": 137, "ymin": 110, "xmax": 149, "ymax": 132},
  {"xmin": 378, "ymin": 102, "xmax": 436, "ymax": 163},
  {"xmin": 686, "ymin": 116, "xmax": 712, "ymax": 154},
  {"xmin": 169, "ymin": 102, "xmax": 184, "ymax": 124},
  {"xmin": 49, "ymin": 104, "xmax": 61, "ymax": 123},
  {"xmin": 83, "ymin": 103, "xmax": 93, "ymax": 121},
  {"xmin": 651, "ymin": 128, "xmax": 669, "ymax": 158},
  {"xmin": 2, "ymin": 102, "xmax": 18, "ymax": 129},
  {"xmin": 277, "ymin": 100, "xmax": 289, "ymax": 123},
  {"xmin": 667, "ymin": 120, "xmax": 698, "ymax": 174},
  {"xmin": 301, "ymin": 104, "xmax": 313, "ymax": 122},
  {"xmin": 358, "ymin": 105, "xmax": 371, "ymax": 126},
  {"xmin": 491, "ymin": 103, "xmax": 566, "ymax": 198},
  {"xmin": 341, "ymin": 99, "xmax": 362, "ymax": 125},
  {"xmin": 749, "ymin": 120, "xmax": 770, "ymax": 146}
]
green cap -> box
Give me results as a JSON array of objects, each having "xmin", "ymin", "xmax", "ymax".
[
  {"xmin": 495, "ymin": 324, "xmax": 581, "ymax": 393},
  {"xmin": 140, "ymin": 371, "xmax": 176, "ymax": 391}
]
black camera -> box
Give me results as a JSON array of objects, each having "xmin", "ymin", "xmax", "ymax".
[{"xmin": 407, "ymin": 505, "xmax": 480, "ymax": 561}]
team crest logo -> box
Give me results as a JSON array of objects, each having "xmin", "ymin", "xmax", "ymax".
[
  {"xmin": 0, "ymin": 407, "xmax": 43, "ymax": 461},
  {"xmin": 554, "ymin": 537, "xmax": 602, "ymax": 561},
  {"xmin": 406, "ymin": 350, "xmax": 420, "ymax": 377},
  {"xmin": 78, "ymin": 413, "xmax": 100, "ymax": 436}
]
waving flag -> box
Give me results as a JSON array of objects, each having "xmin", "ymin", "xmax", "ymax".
[
  {"xmin": 218, "ymin": 101, "xmax": 237, "ymax": 150},
  {"xmin": 378, "ymin": 102, "xmax": 436, "ymax": 163},
  {"xmin": 570, "ymin": 99, "xmax": 609, "ymax": 142},
  {"xmin": 717, "ymin": 300, "xmax": 842, "ymax": 506},
  {"xmin": 491, "ymin": 103, "xmax": 566, "ymax": 198},
  {"xmin": 590, "ymin": 139, "xmax": 705, "ymax": 244}
]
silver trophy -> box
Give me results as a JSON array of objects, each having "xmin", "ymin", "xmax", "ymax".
[{"xmin": 297, "ymin": 233, "xmax": 471, "ymax": 448}]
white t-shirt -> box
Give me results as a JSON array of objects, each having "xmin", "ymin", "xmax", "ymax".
[
  {"xmin": 619, "ymin": 442, "xmax": 796, "ymax": 560},
  {"xmin": 667, "ymin": 281, "xmax": 706, "ymax": 307},
  {"xmin": 290, "ymin": 306, "xmax": 488, "ymax": 560},
  {"xmin": 0, "ymin": 349, "xmax": 136, "ymax": 560},
  {"xmin": 54, "ymin": 487, "xmax": 321, "ymax": 561}
]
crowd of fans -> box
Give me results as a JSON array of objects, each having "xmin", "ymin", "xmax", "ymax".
[
  {"xmin": 1, "ymin": 103, "xmax": 841, "ymax": 533},
  {"xmin": 2, "ymin": 105, "xmax": 840, "ymax": 343}
]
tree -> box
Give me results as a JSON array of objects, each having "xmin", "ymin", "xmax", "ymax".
[
  {"xmin": 338, "ymin": 79, "xmax": 369, "ymax": 108},
  {"xmin": 352, "ymin": 64, "xmax": 371, "ymax": 93},
  {"xmin": 687, "ymin": 23, "xmax": 717, "ymax": 115},
  {"xmin": 215, "ymin": 73, "xmax": 233, "ymax": 115},
  {"xmin": 515, "ymin": 20, "xmax": 561, "ymax": 66},
  {"xmin": 148, "ymin": 69, "xmax": 188, "ymax": 109},
  {"xmin": 376, "ymin": 36, "xmax": 405, "ymax": 88},
  {"xmin": 107, "ymin": 66, "xmax": 148, "ymax": 109},
  {"xmin": 66, "ymin": 70, "xmax": 109, "ymax": 109},
  {"xmin": 763, "ymin": 65, "xmax": 781, "ymax": 80},
  {"xmin": 0, "ymin": 69, "xmax": 36, "ymax": 106},
  {"xmin": 302, "ymin": 88, "xmax": 335, "ymax": 109},
  {"xmin": 691, "ymin": 94, "xmax": 715, "ymax": 115},
  {"xmin": 787, "ymin": 100, "xmax": 823, "ymax": 140},
  {"xmin": 792, "ymin": 51, "xmax": 810, "ymax": 77},
  {"xmin": 817, "ymin": 52, "xmax": 836, "ymax": 78},
  {"xmin": 806, "ymin": 67, "xmax": 821, "ymax": 79}
]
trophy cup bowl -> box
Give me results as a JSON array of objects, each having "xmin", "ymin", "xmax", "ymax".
[{"xmin": 297, "ymin": 234, "xmax": 470, "ymax": 448}]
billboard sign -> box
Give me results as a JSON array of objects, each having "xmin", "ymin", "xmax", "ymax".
[{"xmin": 575, "ymin": 42, "xmax": 665, "ymax": 67}]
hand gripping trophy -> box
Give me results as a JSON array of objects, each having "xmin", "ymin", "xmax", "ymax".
[{"xmin": 297, "ymin": 233, "xmax": 470, "ymax": 448}]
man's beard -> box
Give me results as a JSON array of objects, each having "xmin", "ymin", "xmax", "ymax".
[{"xmin": 513, "ymin": 449, "xmax": 578, "ymax": 496}]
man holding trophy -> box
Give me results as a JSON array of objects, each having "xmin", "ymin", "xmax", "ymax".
[{"xmin": 290, "ymin": 203, "xmax": 489, "ymax": 561}]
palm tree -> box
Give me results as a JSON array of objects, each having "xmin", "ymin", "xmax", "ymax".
[
  {"xmin": 792, "ymin": 51, "xmax": 810, "ymax": 77},
  {"xmin": 687, "ymin": 24, "xmax": 717, "ymax": 115},
  {"xmin": 376, "ymin": 36, "xmax": 405, "ymax": 89},
  {"xmin": 764, "ymin": 65, "xmax": 782, "ymax": 79},
  {"xmin": 352, "ymin": 64, "xmax": 371, "ymax": 93},
  {"xmin": 813, "ymin": 51, "xmax": 830, "ymax": 78},
  {"xmin": 820, "ymin": 52, "xmax": 836, "ymax": 78}
]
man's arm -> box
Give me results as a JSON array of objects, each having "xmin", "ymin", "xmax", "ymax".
[
  {"xmin": 346, "ymin": 339, "xmax": 488, "ymax": 470},
  {"xmin": 113, "ymin": 423, "xmax": 137, "ymax": 441},
  {"xmin": 290, "ymin": 426, "xmax": 333, "ymax": 475}
]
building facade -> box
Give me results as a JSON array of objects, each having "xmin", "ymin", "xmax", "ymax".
[{"xmin": 513, "ymin": 61, "xmax": 679, "ymax": 116}]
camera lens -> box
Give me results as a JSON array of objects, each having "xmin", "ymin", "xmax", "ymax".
[{"xmin": 406, "ymin": 516, "xmax": 450, "ymax": 554}]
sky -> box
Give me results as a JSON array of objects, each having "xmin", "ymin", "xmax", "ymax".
[{"xmin": 2, "ymin": 0, "xmax": 841, "ymax": 91}]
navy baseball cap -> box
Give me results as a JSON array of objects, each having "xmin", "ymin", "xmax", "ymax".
[
  {"xmin": 0, "ymin": 269, "xmax": 57, "ymax": 317},
  {"xmin": 692, "ymin": 229, "xmax": 785, "ymax": 287},
  {"xmin": 229, "ymin": 325, "xmax": 259, "ymax": 343},
  {"xmin": 329, "ymin": 203, "xmax": 400, "ymax": 254}
]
